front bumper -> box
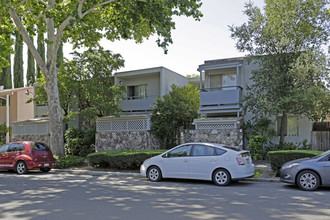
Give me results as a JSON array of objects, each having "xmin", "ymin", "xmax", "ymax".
[
  {"xmin": 280, "ymin": 167, "xmax": 296, "ymax": 184},
  {"xmin": 140, "ymin": 163, "xmax": 147, "ymax": 177}
]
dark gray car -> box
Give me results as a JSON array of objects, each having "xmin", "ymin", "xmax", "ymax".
[{"xmin": 280, "ymin": 150, "xmax": 330, "ymax": 191}]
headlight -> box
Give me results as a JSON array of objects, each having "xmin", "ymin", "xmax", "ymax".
[{"xmin": 282, "ymin": 163, "xmax": 299, "ymax": 169}]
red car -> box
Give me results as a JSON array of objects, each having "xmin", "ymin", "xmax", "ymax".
[{"xmin": 0, "ymin": 141, "xmax": 56, "ymax": 174}]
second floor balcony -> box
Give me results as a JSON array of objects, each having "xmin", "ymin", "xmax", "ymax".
[
  {"xmin": 119, "ymin": 95, "xmax": 158, "ymax": 114},
  {"xmin": 199, "ymin": 86, "xmax": 242, "ymax": 116}
]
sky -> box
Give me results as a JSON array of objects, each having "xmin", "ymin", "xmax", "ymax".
[
  {"xmin": 63, "ymin": 0, "xmax": 265, "ymax": 77},
  {"xmin": 16, "ymin": 0, "xmax": 265, "ymax": 86}
]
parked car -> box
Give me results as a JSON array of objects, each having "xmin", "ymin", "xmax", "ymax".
[
  {"xmin": 140, "ymin": 143, "xmax": 255, "ymax": 186},
  {"xmin": 0, "ymin": 141, "xmax": 56, "ymax": 175},
  {"xmin": 280, "ymin": 150, "xmax": 330, "ymax": 191}
]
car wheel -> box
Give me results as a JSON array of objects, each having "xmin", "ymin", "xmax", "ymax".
[
  {"xmin": 147, "ymin": 166, "xmax": 162, "ymax": 182},
  {"xmin": 40, "ymin": 168, "xmax": 51, "ymax": 172},
  {"xmin": 296, "ymin": 170, "xmax": 320, "ymax": 191},
  {"xmin": 16, "ymin": 161, "xmax": 28, "ymax": 175},
  {"xmin": 213, "ymin": 168, "xmax": 231, "ymax": 186}
]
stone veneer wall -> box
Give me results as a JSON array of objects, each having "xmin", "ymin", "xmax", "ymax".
[
  {"xmin": 182, "ymin": 128, "xmax": 243, "ymax": 149},
  {"xmin": 95, "ymin": 131, "xmax": 160, "ymax": 152},
  {"xmin": 11, "ymin": 134, "xmax": 50, "ymax": 146}
]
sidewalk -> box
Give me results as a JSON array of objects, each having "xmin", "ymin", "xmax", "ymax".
[{"xmin": 54, "ymin": 160, "xmax": 280, "ymax": 183}]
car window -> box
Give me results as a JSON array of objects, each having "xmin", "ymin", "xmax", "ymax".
[
  {"xmin": 214, "ymin": 148, "xmax": 226, "ymax": 156},
  {"xmin": 192, "ymin": 145, "xmax": 215, "ymax": 156},
  {"xmin": 8, "ymin": 143, "xmax": 25, "ymax": 152},
  {"xmin": 169, "ymin": 145, "xmax": 192, "ymax": 157},
  {"xmin": 0, "ymin": 144, "xmax": 10, "ymax": 153},
  {"xmin": 222, "ymin": 146, "xmax": 240, "ymax": 151},
  {"xmin": 31, "ymin": 142, "xmax": 50, "ymax": 151}
]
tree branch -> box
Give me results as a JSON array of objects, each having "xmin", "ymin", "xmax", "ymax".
[
  {"xmin": 8, "ymin": 4, "xmax": 48, "ymax": 75},
  {"xmin": 78, "ymin": 0, "xmax": 146, "ymax": 19}
]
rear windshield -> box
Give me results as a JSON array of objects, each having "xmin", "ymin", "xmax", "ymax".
[
  {"xmin": 32, "ymin": 142, "xmax": 50, "ymax": 151},
  {"xmin": 222, "ymin": 146, "xmax": 240, "ymax": 151}
]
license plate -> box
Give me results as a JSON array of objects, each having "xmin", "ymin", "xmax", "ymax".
[{"xmin": 44, "ymin": 163, "xmax": 49, "ymax": 167}]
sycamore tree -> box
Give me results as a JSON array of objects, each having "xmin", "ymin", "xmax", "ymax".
[
  {"xmin": 151, "ymin": 84, "xmax": 199, "ymax": 148},
  {"xmin": 0, "ymin": 0, "xmax": 202, "ymax": 156},
  {"xmin": 230, "ymin": 0, "xmax": 330, "ymax": 146},
  {"xmin": 34, "ymin": 47, "xmax": 125, "ymax": 128}
]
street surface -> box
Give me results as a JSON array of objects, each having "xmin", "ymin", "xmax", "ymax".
[{"xmin": 0, "ymin": 170, "xmax": 329, "ymax": 220}]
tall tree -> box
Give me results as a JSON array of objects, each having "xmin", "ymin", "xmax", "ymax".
[
  {"xmin": 230, "ymin": 0, "xmax": 330, "ymax": 146},
  {"xmin": 26, "ymin": 35, "xmax": 35, "ymax": 86},
  {"xmin": 33, "ymin": 47, "xmax": 126, "ymax": 128},
  {"xmin": 36, "ymin": 32, "xmax": 45, "ymax": 79},
  {"xmin": 0, "ymin": 16, "xmax": 14, "ymax": 71},
  {"xmin": 13, "ymin": 31, "xmax": 23, "ymax": 88},
  {"xmin": 0, "ymin": 54, "xmax": 12, "ymax": 89},
  {"xmin": 1, "ymin": 0, "xmax": 202, "ymax": 156}
]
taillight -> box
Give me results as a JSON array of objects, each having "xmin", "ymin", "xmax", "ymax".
[{"xmin": 236, "ymin": 155, "xmax": 245, "ymax": 165}]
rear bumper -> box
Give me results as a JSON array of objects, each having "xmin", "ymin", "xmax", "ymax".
[
  {"xmin": 26, "ymin": 161, "xmax": 56, "ymax": 170},
  {"xmin": 231, "ymin": 164, "xmax": 255, "ymax": 180}
]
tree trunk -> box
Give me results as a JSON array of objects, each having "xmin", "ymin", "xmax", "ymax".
[
  {"xmin": 45, "ymin": 68, "xmax": 65, "ymax": 156},
  {"xmin": 279, "ymin": 112, "xmax": 287, "ymax": 147}
]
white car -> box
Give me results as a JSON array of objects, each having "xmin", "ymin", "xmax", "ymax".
[{"xmin": 140, "ymin": 143, "xmax": 255, "ymax": 186}]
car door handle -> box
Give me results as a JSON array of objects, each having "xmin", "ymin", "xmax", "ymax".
[{"xmin": 183, "ymin": 159, "xmax": 188, "ymax": 162}]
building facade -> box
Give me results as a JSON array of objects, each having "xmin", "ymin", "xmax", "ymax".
[{"xmin": 95, "ymin": 67, "xmax": 188, "ymax": 151}]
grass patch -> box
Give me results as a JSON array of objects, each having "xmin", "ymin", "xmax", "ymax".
[{"xmin": 253, "ymin": 169, "xmax": 264, "ymax": 178}]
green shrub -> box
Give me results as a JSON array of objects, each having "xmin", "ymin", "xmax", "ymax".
[
  {"xmin": 267, "ymin": 150, "xmax": 322, "ymax": 175},
  {"xmin": 64, "ymin": 127, "xmax": 95, "ymax": 157},
  {"xmin": 248, "ymin": 135, "xmax": 267, "ymax": 160},
  {"xmin": 87, "ymin": 150, "xmax": 166, "ymax": 169},
  {"xmin": 54, "ymin": 155, "xmax": 86, "ymax": 169}
]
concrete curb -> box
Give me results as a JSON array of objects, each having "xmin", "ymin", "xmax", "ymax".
[
  {"xmin": 53, "ymin": 169, "xmax": 280, "ymax": 182},
  {"xmin": 53, "ymin": 169, "xmax": 142, "ymax": 177}
]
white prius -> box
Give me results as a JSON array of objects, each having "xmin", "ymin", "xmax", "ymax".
[{"xmin": 140, "ymin": 143, "xmax": 255, "ymax": 186}]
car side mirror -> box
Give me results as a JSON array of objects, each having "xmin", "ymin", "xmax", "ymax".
[{"xmin": 162, "ymin": 153, "xmax": 169, "ymax": 158}]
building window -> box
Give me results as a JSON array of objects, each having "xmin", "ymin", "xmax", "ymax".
[
  {"xmin": 210, "ymin": 73, "xmax": 236, "ymax": 91},
  {"xmin": 277, "ymin": 115, "xmax": 299, "ymax": 136},
  {"xmin": 127, "ymin": 85, "xmax": 147, "ymax": 99}
]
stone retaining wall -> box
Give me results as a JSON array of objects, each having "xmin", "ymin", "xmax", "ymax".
[
  {"xmin": 11, "ymin": 134, "xmax": 50, "ymax": 146},
  {"xmin": 182, "ymin": 128, "xmax": 243, "ymax": 149},
  {"xmin": 95, "ymin": 131, "xmax": 160, "ymax": 152}
]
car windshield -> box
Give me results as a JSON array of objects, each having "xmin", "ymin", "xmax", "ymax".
[{"xmin": 312, "ymin": 150, "xmax": 330, "ymax": 159}]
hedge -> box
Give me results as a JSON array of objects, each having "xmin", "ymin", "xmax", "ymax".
[
  {"xmin": 86, "ymin": 150, "xmax": 166, "ymax": 170},
  {"xmin": 267, "ymin": 150, "xmax": 322, "ymax": 175}
]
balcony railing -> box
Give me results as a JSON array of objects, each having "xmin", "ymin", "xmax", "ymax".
[
  {"xmin": 199, "ymin": 86, "xmax": 242, "ymax": 114},
  {"xmin": 119, "ymin": 95, "xmax": 158, "ymax": 113}
]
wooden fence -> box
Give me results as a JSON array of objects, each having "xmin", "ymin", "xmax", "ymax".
[{"xmin": 312, "ymin": 122, "xmax": 330, "ymax": 151}]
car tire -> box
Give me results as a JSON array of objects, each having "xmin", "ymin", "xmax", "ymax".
[
  {"xmin": 40, "ymin": 168, "xmax": 51, "ymax": 172},
  {"xmin": 147, "ymin": 166, "xmax": 162, "ymax": 182},
  {"xmin": 296, "ymin": 170, "xmax": 320, "ymax": 191},
  {"xmin": 16, "ymin": 161, "xmax": 28, "ymax": 175},
  {"xmin": 212, "ymin": 168, "xmax": 231, "ymax": 186}
]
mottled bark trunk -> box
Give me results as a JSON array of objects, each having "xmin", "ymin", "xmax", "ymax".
[{"xmin": 45, "ymin": 69, "xmax": 65, "ymax": 156}]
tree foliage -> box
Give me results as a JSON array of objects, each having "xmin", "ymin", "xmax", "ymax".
[
  {"xmin": 230, "ymin": 0, "xmax": 330, "ymax": 145},
  {"xmin": 26, "ymin": 35, "xmax": 35, "ymax": 86},
  {"xmin": 151, "ymin": 84, "xmax": 200, "ymax": 148},
  {"xmin": 0, "ymin": 54, "xmax": 12, "ymax": 89},
  {"xmin": 13, "ymin": 32, "xmax": 23, "ymax": 88},
  {"xmin": 0, "ymin": 0, "xmax": 202, "ymax": 156},
  {"xmin": 33, "ymin": 47, "xmax": 126, "ymax": 127}
]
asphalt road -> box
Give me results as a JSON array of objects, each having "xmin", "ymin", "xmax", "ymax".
[{"xmin": 0, "ymin": 170, "xmax": 329, "ymax": 220}]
